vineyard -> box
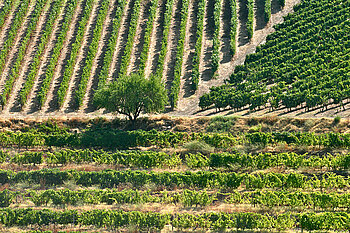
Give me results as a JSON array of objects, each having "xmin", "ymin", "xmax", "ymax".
[
  {"xmin": 0, "ymin": 0, "xmax": 349, "ymax": 230},
  {"xmin": 0, "ymin": 116, "xmax": 348, "ymax": 231},
  {"xmin": 0, "ymin": 0, "xmax": 296, "ymax": 117},
  {"xmin": 199, "ymin": 0, "xmax": 350, "ymax": 118}
]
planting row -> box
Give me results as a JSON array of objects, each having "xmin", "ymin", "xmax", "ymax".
[
  {"xmin": 0, "ymin": 169, "xmax": 347, "ymax": 190},
  {"xmin": 2, "ymin": 189, "xmax": 350, "ymax": 210},
  {"xmin": 2, "ymin": 149, "xmax": 350, "ymax": 170},
  {"xmin": 0, "ymin": 209, "xmax": 350, "ymax": 231}
]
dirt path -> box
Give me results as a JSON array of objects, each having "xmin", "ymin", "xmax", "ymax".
[
  {"xmin": 23, "ymin": 0, "xmax": 78, "ymax": 114},
  {"xmin": 171, "ymin": 0, "xmax": 301, "ymax": 116},
  {"xmin": 143, "ymin": 0, "xmax": 164, "ymax": 78},
  {"xmin": 40, "ymin": 0, "xmax": 85, "ymax": 113},
  {"xmin": 3, "ymin": 0, "xmax": 53, "ymax": 113},
  {"xmin": 0, "ymin": 0, "xmax": 35, "ymax": 94},
  {"xmin": 61, "ymin": 0, "xmax": 101, "ymax": 113},
  {"xmin": 0, "ymin": 0, "xmax": 18, "ymax": 49},
  {"xmin": 176, "ymin": 0, "xmax": 198, "ymax": 111},
  {"xmin": 80, "ymin": 0, "xmax": 118, "ymax": 113},
  {"xmin": 126, "ymin": 0, "xmax": 150, "ymax": 75},
  {"xmin": 108, "ymin": 0, "xmax": 133, "ymax": 81},
  {"xmin": 162, "ymin": 0, "xmax": 181, "ymax": 93}
]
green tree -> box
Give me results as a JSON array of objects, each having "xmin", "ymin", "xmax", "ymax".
[{"xmin": 94, "ymin": 73, "xmax": 168, "ymax": 122}]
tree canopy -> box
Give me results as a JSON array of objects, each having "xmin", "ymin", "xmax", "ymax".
[{"xmin": 94, "ymin": 73, "xmax": 168, "ymax": 121}]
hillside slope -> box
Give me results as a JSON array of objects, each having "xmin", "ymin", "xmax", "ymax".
[
  {"xmin": 199, "ymin": 0, "xmax": 350, "ymax": 118},
  {"xmin": 0, "ymin": 0, "xmax": 299, "ymax": 118}
]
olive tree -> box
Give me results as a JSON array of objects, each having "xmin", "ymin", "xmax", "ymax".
[{"xmin": 94, "ymin": 73, "xmax": 168, "ymax": 122}]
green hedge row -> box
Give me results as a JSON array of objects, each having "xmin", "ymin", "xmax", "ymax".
[
  {"xmin": 0, "ymin": 169, "xmax": 346, "ymax": 190},
  {"xmin": 0, "ymin": 209, "xmax": 350, "ymax": 231}
]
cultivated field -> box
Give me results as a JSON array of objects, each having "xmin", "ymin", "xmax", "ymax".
[
  {"xmin": 0, "ymin": 0, "xmax": 298, "ymax": 118},
  {"xmin": 0, "ymin": 116, "xmax": 350, "ymax": 232}
]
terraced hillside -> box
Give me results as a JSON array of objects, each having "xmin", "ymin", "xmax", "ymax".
[
  {"xmin": 199, "ymin": 0, "xmax": 350, "ymax": 118},
  {"xmin": 0, "ymin": 116, "xmax": 350, "ymax": 232},
  {"xmin": 0, "ymin": 0, "xmax": 296, "ymax": 117}
]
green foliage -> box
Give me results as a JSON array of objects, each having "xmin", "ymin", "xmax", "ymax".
[
  {"xmin": 0, "ymin": 169, "xmax": 347, "ymax": 190},
  {"xmin": 96, "ymin": 1, "xmax": 125, "ymax": 88},
  {"xmin": 185, "ymin": 153, "xmax": 209, "ymax": 168},
  {"xmin": 200, "ymin": 0, "xmax": 350, "ymax": 112},
  {"xmin": 191, "ymin": 0, "xmax": 205, "ymax": 90},
  {"xmin": 334, "ymin": 115, "xmax": 341, "ymax": 124},
  {"xmin": 211, "ymin": 0, "xmax": 221, "ymax": 73},
  {"xmin": 0, "ymin": 190, "xmax": 15, "ymax": 207},
  {"xmin": 206, "ymin": 116, "xmax": 238, "ymax": 133},
  {"xmin": 246, "ymin": 0, "xmax": 254, "ymax": 39},
  {"xmin": 37, "ymin": 0, "xmax": 79, "ymax": 107},
  {"xmin": 75, "ymin": 0, "xmax": 111, "ymax": 108},
  {"xmin": 0, "ymin": 0, "xmax": 29, "ymax": 95},
  {"xmin": 138, "ymin": 0, "xmax": 158, "ymax": 76},
  {"xmin": 1, "ymin": 0, "xmax": 46, "ymax": 105},
  {"xmin": 155, "ymin": 0, "xmax": 175, "ymax": 78},
  {"xmin": 94, "ymin": 73, "xmax": 168, "ymax": 121},
  {"xmin": 264, "ymin": 0, "xmax": 271, "ymax": 22},
  {"xmin": 170, "ymin": 0, "xmax": 189, "ymax": 109},
  {"xmin": 0, "ymin": 209, "xmax": 349, "ymax": 230},
  {"xmin": 183, "ymin": 141, "xmax": 214, "ymax": 155},
  {"xmin": 230, "ymin": 0, "xmax": 237, "ymax": 55},
  {"xmin": 117, "ymin": 0, "xmax": 141, "ymax": 78},
  {"xmin": 19, "ymin": 0, "xmax": 64, "ymax": 107},
  {"xmin": 56, "ymin": 0, "xmax": 95, "ymax": 107}
]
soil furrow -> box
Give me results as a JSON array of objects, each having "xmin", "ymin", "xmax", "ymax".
[
  {"xmin": 0, "ymin": 0, "xmax": 35, "ymax": 96},
  {"xmin": 126, "ymin": 0, "xmax": 150, "ymax": 75},
  {"xmin": 143, "ymin": 0, "xmax": 164, "ymax": 78},
  {"xmin": 40, "ymin": 0, "xmax": 85, "ymax": 113},
  {"xmin": 24, "ymin": 0, "xmax": 80, "ymax": 114},
  {"xmin": 61, "ymin": 0, "xmax": 102, "ymax": 113},
  {"xmin": 4, "ymin": 0, "xmax": 53, "ymax": 113},
  {"xmin": 108, "ymin": 0, "xmax": 134, "ymax": 82},
  {"xmin": 80, "ymin": 0, "xmax": 119, "ymax": 113},
  {"xmin": 162, "ymin": 0, "xmax": 181, "ymax": 93},
  {"xmin": 177, "ymin": 0, "xmax": 198, "ymax": 111}
]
